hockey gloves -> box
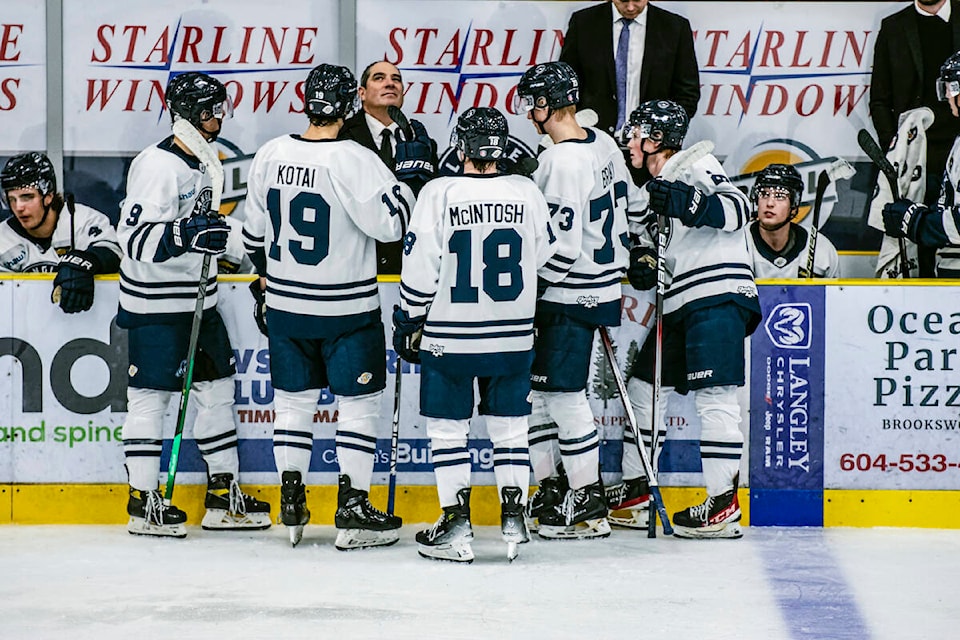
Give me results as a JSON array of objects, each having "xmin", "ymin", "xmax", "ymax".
[
  {"xmin": 647, "ymin": 179, "xmax": 723, "ymax": 228},
  {"xmin": 394, "ymin": 120, "xmax": 435, "ymax": 192},
  {"xmin": 168, "ymin": 214, "xmax": 230, "ymax": 256},
  {"xmin": 882, "ymin": 199, "xmax": 929, "ymax": 242},
  {"xmin": 52, "ymin": 249, "xmax": 97, "ymax": 313},
  {"xmin": 392, "ymin": 305, "xmax": 424, "ymax": 364},
  {"xmin": 249, "ymin": 278, "xmax": 268, "ymax": 337},
  {"xmin": 627, "ymin": 245, "xmax": 658, "ymax": 291}
]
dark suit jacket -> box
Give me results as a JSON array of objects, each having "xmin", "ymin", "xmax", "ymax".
[
  {"xmin": 869, "ymin": 1, "xmax": 960, "ymax": 154},
  {"xmin": 559, "ymin": 1, "xmax": 700, "ymax": 137}
]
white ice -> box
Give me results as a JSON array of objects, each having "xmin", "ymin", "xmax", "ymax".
[{"xmin": 1, "ymin": 524, "xmax": 958, "ymax": 639}]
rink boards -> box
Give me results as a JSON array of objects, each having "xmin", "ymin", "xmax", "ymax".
[{"xmin": 2, "ymin": 275, "xmax": 960, "ymax": 528}]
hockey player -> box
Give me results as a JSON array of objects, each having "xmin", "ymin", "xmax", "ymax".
[
  {"xmin": 0, "ymin": 152, "xmax": 120, "ymax": 312},
  {"xmin": 746, "ymin": 163, "xmax": 841, "ymax": 279},
  {"xmin": 620, "ymin": 99, "xmax": 759, "ymax": 539},
  {"xmin": 393, "ymin": 107, "xmax": 556, "ymax": 562},
  {"xmin": 883, "ymin": 50, "xmax": 960, "ymax": 277},
  {"xmin": 514, "ymin": 61, "xmax": 642, "ymax": 540},
  {"xmin": 243, "ymin": 63, "xmax": 425, "ymax": 549},
  {"xmin": 117, "ymin": 72, "xmax": 270, "ymax": 538}
]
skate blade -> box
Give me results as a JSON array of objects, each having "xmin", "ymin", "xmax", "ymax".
[
  {"xmin": 201, "ymin": 509, "xmax": 272, "ymax": 531},
  {"xmin": 506, "ymin": 541, "xmax": 519, "ymax": 562},
  {"xmin": 417, "ymin": 542, "xmax": 474, "ymax": 563},
  {"xmin": 538, "ymin": 517, "xmax": 612, "ymax": 540},
  {"xmin": 608, "ymin": 507, "xmax": 650, "ymax": 530},
  {"xmin": 672, "ymin": 521, "xmax": 743, "ymax": 540},
  {"xmin": 127, "ymin": 516, "xmax": 187, "ymax": 539},
  {"xmin": 335, "ymin": 528, "xmax": 400, "ymax": 551},
  {"xmin": 288, "ymin": 524, "xmax": 304, "ymax": 547}
]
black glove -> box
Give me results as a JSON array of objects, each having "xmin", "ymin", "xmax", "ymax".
[
  {"xmin": 395, "ymin": 120, "xmax": 435, "ymax": 186},
  {"xmin": 392, "ymin": 305, "xmax": 424, "ymax": 364},
  {"xmin": 52, "ymin": 249, "xmax": 98, "ymax": 313},
  {"xmin": 249, "ymin": 279, "xmax": 268, "ymax": 337},
  {"xmin": 536, "ymin": 276, "xmax": 550, "ymax": 299},
  {"xmin": 626, "ymin": 246, "xmax": 658, "ymax": 291},
  {"xmin": 170, "ymin": 214, "xmax": 229, "ymax": 255},
  {"xmin": 647, "ymin": 179, "xmax": 717, "ymax": 227},
  {"xmin": 882, "ymin": 199, "xmax": 925, "ymax": 241}
]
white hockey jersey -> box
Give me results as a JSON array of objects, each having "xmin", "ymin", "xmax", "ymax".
[
  {"xmin": 935, "ymin": 136, "xmax": 960, "ymax": 277},
  {"xmin": 0, "ymin": 203, "xmax": 120, "ymax": 273},
  {"xmin": 747, "ymin": 222, "xmax": 841, "ymax": 279},
  {"xmin": 632, "ymin": 151, "xmax": 758, "ymax": 318},
  {"xmin": 532, "ymin": 127, "xmax": 643, "ymax": 326},
  {"xmin": 400, "ymin": 173, "xmax": 555, "ymax": 372},
  {"xmin": 243, "ymin": 135, "xmax": 412, "ymax": 330},
  {"xmin": 117, "ymin": 137, "xmax": 222, "ymax": 322}
]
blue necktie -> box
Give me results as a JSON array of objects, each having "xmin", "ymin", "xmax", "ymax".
[{"xmin": 615, "ymin": 17, "xmax": 633, "ymax": 132}]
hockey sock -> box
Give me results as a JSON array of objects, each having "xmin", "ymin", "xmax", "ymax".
[
  {"xmin": 528, "ymin": 392, "xmax": 561, "ymax": 483},
  {"xmin": 542, "ymin": 391, "xmax": 600, "ymax": 490},
  {"xmin": 427, "ymin": 418, "xmax": 471, "ymax": 507},
  {"xmin": 335, "ymin": 391, "xmax": 383, "ymax": 492},
  {"xmin": 487, "ymin": 416, "xmax": 530, "ymax": 503},
  {"xmin": 272, "ymin": 388, "xmax": 319, "ymax": 476},
  {"xmin": 695, "ymin": 385, "xmax": 744, "ymax": 495},
  {"xmin": 624, "ymin": 377, "xmax": 671, "ymax": 479},
  {"xmin": 192, "ymin": 379, "xmax": 240, "ymax": 477},
  {"xmin": 122, "ymin": 388, "xmax": 171, "ymax": 490}
]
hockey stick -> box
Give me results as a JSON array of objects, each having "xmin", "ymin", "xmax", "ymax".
[
  {"xmin": 51, "ymin": 193, "xmax": 77, "ymax": 305},
  {"xmin": 857, "ymin": 129, "xmax": 910, "ymax": 278},
  {"xmin": 801, "ymin": 159, "xmax": 855, "ymax": 279},
  {"xmin": 163, "ymin": 118, "xmax": 224, "ymax": 505},
  {"xmin": 387, "ymin": 105, "xmax": 413, "ymax": 140},
  {"xmin": 599, "ymin": 327, "xmax": 672, "ymax": 537},
  {"xmin": 387, "ymin": 363, "xmax": 401, "ymax": 515}
]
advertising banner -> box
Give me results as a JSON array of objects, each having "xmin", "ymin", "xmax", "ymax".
[{"xmin": 0, "ymin": 3, "xmax": 46, "ymax": 153}]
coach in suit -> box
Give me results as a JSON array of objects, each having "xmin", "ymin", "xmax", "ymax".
[
  {"xmin": 870, "ymin": 0, "xmax": 960, "ymax": 276},
  {"xmin": 338, "ymin": 60, "xmax": 438, "ymax": 275},
  {"xmin": 559, "ymin": 0, "xmax": 700, "ymax": 141}
]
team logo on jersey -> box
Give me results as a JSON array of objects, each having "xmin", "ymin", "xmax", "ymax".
[
  {"xmin": 427, "ymin": 343, "xmax": 445, "ymax": 357},
  {"xmin": 576, "ymin": 295, "xmax": 599, "ymax": 309},
  {"xmin": 764, "ymin": 302, "xmax": 811, "ymax": 349},
  {"xmin": 436, "ymin": 135, "xmax": 535, "ymax": 176},
  {"xmin": 0, "ymin": 246, "xmax": 27, "ymax": 270},
  {"xmin": 191, "ymin": 186, "xmax": 214, "ymax": 217},
  {"xmin": 357, "ymin": 372, "xmax": 373, "ymax": 385}
]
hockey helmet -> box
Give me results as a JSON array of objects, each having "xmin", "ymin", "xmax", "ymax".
[
  {"xmin": 1, "ymin": 152, "xmax": 57, "ymax": 197},
  {"xmin": 514, "ymin": 61, "xmax": 580, "ymax": 113},
  {"xmin": 165, "ymin": 72, "xmax": 232, "ymax": 127},
  {"xmin": 304, "ymin": 64, "xmax": 360, "ymax": 122},
  {"xmin": 622, "ymin": 100, "xmax": 689, "ymax": 149},
  {"xmin": 937, "ymin": 50, "xmax": 960, "ymax": 102},
  {"xmin": 750, "ymin": 163, "xmax": 804, "ymax": 210},
  {"xmin": 452, "ymin": 107, "xmax": 509, "ymax": 160}
]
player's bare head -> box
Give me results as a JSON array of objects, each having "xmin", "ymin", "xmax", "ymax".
[
  {"xmin": 359, "ymin": 61, "xmax": 404, "ymax": 110},
  {"xmin": 612, "ymin": 0, "xmax": 649, "ymax": 20},
  {"xmin": 751, "ymin": 163, "xmax": 803, "ymax": 231},
  {"xmin": 453, "ymin": 107, "xmax": 508, "ymax": 172},
  {"xmin": 938, "ymin": 50, "xmax": 960, "ymax": 117},
  {"xmin": 1, "ymin": 152, "xmax": 60, "ymax": 231},
  {"xmin": 515, "ymin": 61, "xmax": 579, "ymax": 133},
  {"xmin": 165, "ymin": 72, "xmax": 232, "ymax": 141},
  {"xmin": 304, "ymin": 64, "xmax": 360, "ymax": 127}
]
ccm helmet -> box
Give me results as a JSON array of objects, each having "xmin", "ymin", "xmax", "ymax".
[
  {"xmin": 165, "ymin": 72, "xmax": 232, "ymax": 128},
  {"xmin": 452, "ymin": 107, "xmax": 509, "ymax": 160},
  {"xmin": 304, "ymin": 64, "xmax": 359, "ymax": 122},
  {"xmin": 1, "ymin": 152, "xmax": 57, "ymax": 197},
  {"xmin": 514, "ymin": 61, "xmax": 580, "ymax": 113},
  {"xmin": 623, "ymin": 100, "xmax": 689, "ymax": 149},
  {"xmin": 750, "ymin": 163, "xmax": 804, "ymax": 211}
]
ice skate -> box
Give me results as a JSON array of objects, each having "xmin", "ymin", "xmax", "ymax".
[
  {"xmin": 524, "ymin": 474, "xmax": 567, "ymax": 534},
  {"xmin": 500, "ymin": 486, "xmax": 529, "ymax": 561},
  {"xmin": 280, "ymin": 470, "xmax": 310, "ymax": 547},
  {"xmin": 538, "ymin": 481, "xmax": 611, "ymax": 540},
  {"xmin": 416, "ymin": 488, "xmax": 474, "ymax": 563},
  {"xmin": 334, "ymin": 475, "xmax": 402, "ymax": 550},
  {"xmin": 605, "ymin": 476, "xmax": 652, "ymax": 529},
  {"xmin": 672, "ymin": 476, "xmax": 743, "ymax": 540},
  {"xmin": 201, "ymin": 473, "xmax": 271, "ymax": 531},
  {"xmin": 126, "ymin": 488, "xmax": 187, "ymax": 539}
]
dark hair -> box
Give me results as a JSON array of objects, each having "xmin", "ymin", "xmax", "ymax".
[{"xmin": 359, "ymin": 60, "xmax": 401, "ymax": 88}]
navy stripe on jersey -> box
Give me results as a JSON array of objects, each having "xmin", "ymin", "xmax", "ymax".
[
  {"xmin": 121, "ymin": 272, "xmax": 213, "ymax": 289},
  {"xmin": 548, "ymin": 275, "xmax": 623, "ymax": 290},
  {"xmin": 265, "ymin": 284, "xmax": 377, "ymax": 303},
  {"xmin": 568, "ymin": 266, "xmax": 623, "ymax": 279},
  {"xmin": 269, "ymin": 275, "xmax": 377, "ymax": 291},
  {"xmin": 120, "ymin": 281, "xmax": 217, "ymax": 300},
  {"xmin": 427, "ymin": 318, "xmax": 533, "ymax": 328},
  {"xmin": 422, "ymin": 328, "xmax": 534, "ymax": 340}
]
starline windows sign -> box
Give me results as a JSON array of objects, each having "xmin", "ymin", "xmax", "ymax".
[
  {"xmin": 61, "ymin": 0, "xmax": 338, "ymax": 154},
  {"xmin": 0, "ymin": 4, "xmax": 46, "ymax": 153}
]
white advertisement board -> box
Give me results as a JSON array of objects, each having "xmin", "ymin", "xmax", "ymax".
[{"xmin": 0, "ymin": 3, "xmax": 46, "ymax": 153}]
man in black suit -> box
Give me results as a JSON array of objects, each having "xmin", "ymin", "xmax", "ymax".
[
  {"xmin": 870, "ymin": 0, "xmax": 960, "ymax": 277},
  {"xmin": 559, "ymin": 0, "xmax": 700, "ymax": 142},
  {"xmin": 338, "ymin": 60, "xmax": 438, "ymax": 274}
]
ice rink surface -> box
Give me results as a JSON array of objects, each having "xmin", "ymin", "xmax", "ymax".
[{"xmin": 2, "ymin": 523, "xmax": 958, "ymax": 639}]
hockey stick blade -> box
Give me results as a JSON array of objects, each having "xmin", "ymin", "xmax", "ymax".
[
  {"xmin": 387, "ymin": 105, "xmax": 414, "ymax": 140},
  {"xmin": 598, "ymin": 328, "xmax": 673, "ymax": 536},
  {"xmin": 826, "ymin": 157, "xmax": 856, "ymax": 183},
  {"xmin": 659, "ymin": 140, "xmax": 715, "ymax": 183},
  {"xmin": 801, "ymin": 171, "xmax": 831, "ymax": 279},
  {"xmin": 173, "ymin": 119, "xmax": 225, "ymax": 210},
  {"xmin": 856, "ymin": 128, "xmax": 910, "ymax": 278}
]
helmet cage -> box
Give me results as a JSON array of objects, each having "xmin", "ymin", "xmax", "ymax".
[
  {"xmin": 749, "ymin": 164, "xmax": 804, "ymax": 211},
  {"xmin": 166, "ymin": 73, "xmax": 233, "ymax": 128}
]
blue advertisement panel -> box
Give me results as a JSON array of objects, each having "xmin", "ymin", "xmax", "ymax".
[{"xmin": 749, "ymin": 285, "xmax": 825, "ymax": 525}]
